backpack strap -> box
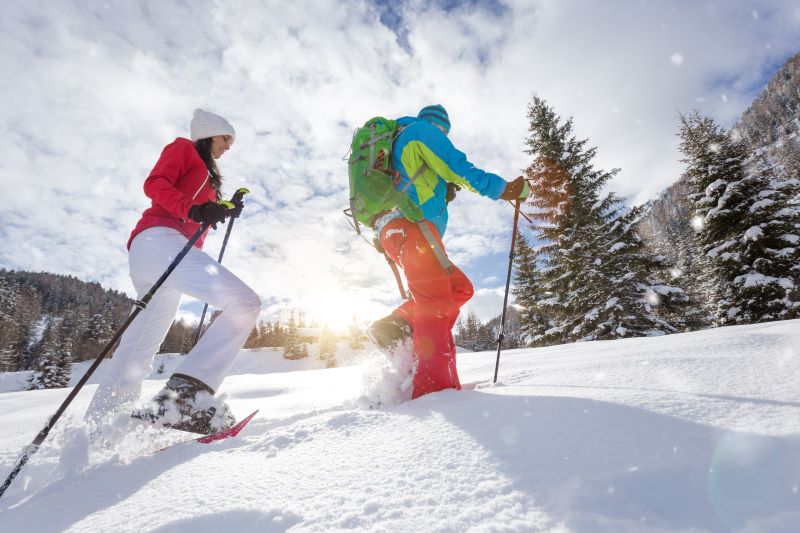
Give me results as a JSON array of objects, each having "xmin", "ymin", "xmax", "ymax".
[
  {"xmin": 416, "ymin": 221, "xmax": 453, "ymax": 273},
  {"xmin": 384, "ymin": 252, "xmax": 410, "ymax": 300},
  {"xmin": 401, "ymin": 162, "xmax": 428, "ymax": 192},
  {"xmin": 369, "ymin": 123, "xmax": 376, "ymax": 171}
]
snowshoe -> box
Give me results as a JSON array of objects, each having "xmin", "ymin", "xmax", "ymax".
[
  {"xmin": 367, "ymin": 314, "xmax": 412, "ymax": 354},
  {"xmin": 131, "ymin": 373, "xmax": 236, "ymax": 435}
]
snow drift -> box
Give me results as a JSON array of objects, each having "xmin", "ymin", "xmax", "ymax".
[{"xmin": 0, "ymin": 320, "xmax": 799, "ymax": 532}]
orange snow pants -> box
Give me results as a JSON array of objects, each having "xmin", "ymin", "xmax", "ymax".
[{"xmin": 380, "ymin": 218, "xmax": 474, "ymax": 399}]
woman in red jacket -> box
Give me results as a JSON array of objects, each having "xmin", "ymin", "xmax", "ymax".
[{"xmin": 86, "ymin": 109, "xmax": 261, "ymax": 435}]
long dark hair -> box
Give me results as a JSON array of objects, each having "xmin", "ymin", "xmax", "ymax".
[{"xmin": 194, "ymin": 138, "xmax": 222, "ymax": 200}]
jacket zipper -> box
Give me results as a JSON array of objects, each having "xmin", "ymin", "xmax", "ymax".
[
  {"xmin": 182, "ymin": 171, "xmax": 211, "ymax": 222},
  {"xmin": 192, "ymin": 171, "xmax": 211, "ymax": 200}
]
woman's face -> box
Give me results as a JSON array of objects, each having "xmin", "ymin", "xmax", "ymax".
[{"xmin": 210, "ymin": 135, "xmax": 234, "ymax": 159}]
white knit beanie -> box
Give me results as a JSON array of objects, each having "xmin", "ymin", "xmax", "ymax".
[{"xmin": 190, "ymin": 108, "xmax": 236, "ymax": 142}]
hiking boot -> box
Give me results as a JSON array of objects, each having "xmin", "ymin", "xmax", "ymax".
[
  {"xmin": 367, "ymin": 314, "xmax": 412, "ymax": 353},
  {"xmin": 132, "ymin": 373, "xmax": 236, "ymax": 435}
]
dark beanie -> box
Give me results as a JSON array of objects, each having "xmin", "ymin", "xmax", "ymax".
[{"xmin": 418, "ymin": 104, "xmax": 450, "ymax": 133}]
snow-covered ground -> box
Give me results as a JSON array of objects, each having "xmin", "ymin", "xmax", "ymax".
[{"xmin": 1, "ymin": 320, "xmax": 799, "ymax": 532}]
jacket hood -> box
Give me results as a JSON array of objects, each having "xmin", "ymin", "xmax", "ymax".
[{"xmin": 396, "ymin": 116, "xmax": 422, "ymax": 127}]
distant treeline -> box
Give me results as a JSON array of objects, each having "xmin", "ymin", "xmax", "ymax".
[{"xmin": 0, "ymin": 269, "xmax": 133, "ymax": 373}]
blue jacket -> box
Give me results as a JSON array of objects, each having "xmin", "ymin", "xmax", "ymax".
[{"xmin": 392, "ymin": 117, "xmax": 507, "ymax": 237}]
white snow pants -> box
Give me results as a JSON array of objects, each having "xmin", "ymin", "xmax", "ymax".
[{"xmin": 85, "ymin": 226, "xmax": 261, "ymax": 422}]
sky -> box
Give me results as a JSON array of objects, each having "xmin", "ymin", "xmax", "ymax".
[{"xmin": 1, "ymin": 0, "xmax": 799, "ymax": 327}]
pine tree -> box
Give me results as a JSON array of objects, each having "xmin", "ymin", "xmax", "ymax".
[
  {"xmin": 520, "ymin": 96, "xmax": 686, "ymax": 345},
  {"xmin": 318, "ymin": 327, "xmax": 338, "ymax": 368},
  {"xmin": 680, "ymin": 111, "xmax": 748, "ymax": 323},
  {"xmin": 283, "ymin": 314, "xmax": 304, "ymax": 359},
  {"xmin": 0, "ymin": 276, "xmax": 22, "ymax": 371},
  {"xmin": 56, "ymin": 304, "xmax": 85, "ymax": 361},
  {"xmin": 640, "ymin": 179, "xmax": 712, "ymax": 327},
  {"xmin": 161, "ymin": 319, "xmax": 193, "ymax": 354},
  {"xmin": 272, "ymin": 321, "xmax": 285, "ymax": 348},
  {"xmin": 28, "ymin": 323, "xmax": 72, "ymax": 389},
  {"xmin": 0, "ymin": 270, "xmax": 133, "ymax": 367},
  {"xmin": 589, "ymin": 205, "xmax": 691, "ymax": 338},
  {"xmin": 476, "ymin": 323, "xmax": 495, "ymax": 351},
  {"xmin": 728, "ymin": 155, "xmax": 799, "ymax": 320},
  {"xmin": 348, "ymin": 316, "xmax": 365, "ymax": 350},
  {"xmin": 244, "ymin": 325, "xmax": 260, "ymax": 349},
  {"xmin": 75, "ymin": 299, "xmax": 115, "ymax": 360},
  {"xmin": 258, "ymin": 320, "xmax": 270, "ymax": 348},
  {"xmin": 679, "ymin": 112, "xmax": 799, "ymax": 323},
  {"xmin": 454, "ymin": 317, "xmax": 467, "ymax": 349},
  {"xmin": 521, "ymin": 96, "xmax": 611, "ymax": 345},
  {"xmin": 463, "ymin": 312, "xmax": 481, "ymax": 351},
  {"xmin": 512, "ymin": 232, "xmax": 549, "ymax": 346}
]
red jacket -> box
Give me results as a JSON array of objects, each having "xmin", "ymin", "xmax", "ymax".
[{"xmin": 128, "ymin": 138, "xmax": 215, "ymax": 250}]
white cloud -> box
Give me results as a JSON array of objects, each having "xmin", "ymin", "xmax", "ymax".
[
  {"xmin": 462, "ymin": 286, "xmax": 510, "ymax": 324},
  {"xmin": 1, "ymin": 0, "xmax": 798, "ymax": 326}
]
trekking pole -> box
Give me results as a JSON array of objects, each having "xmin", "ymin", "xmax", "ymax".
[
  {"xmin": 192, "ymin": 187, "xmax": 250, "ymax": 347},
  {"xmin": 0, "ymin": 192, "xmax": 243, "ymax": 500},
  {"xmin": 493, "ymin": 197, "xmax": 522, "ymax": 384},
  {"xmin": 0, "ymin": 223, "xmax": 210, "ymax": 500}
]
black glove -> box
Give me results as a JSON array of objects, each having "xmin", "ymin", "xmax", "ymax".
[
  {"xmin": 446, "ymin": 182, "xmax": 461, "ymax": 204},
  {"xmin": 188, "ymin": 201, "xmax": 228, "ymax": 229}
]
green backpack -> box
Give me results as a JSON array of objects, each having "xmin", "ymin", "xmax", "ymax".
[{"xmin": 346, "ymin": 116, "xmax": 423, "ymax": 234}]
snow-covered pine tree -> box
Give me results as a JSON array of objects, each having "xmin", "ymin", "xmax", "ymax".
[
  {"xmin": 77, "ymin": 299, "xmax": 117, "ymax": 358},
  {"xmin": 521, "ymin": 96, "xmax": 687, "ymax": 345},
  {"xmin": 777, "ymin": 135, "xmax": 800, "ymax": 184},
  {"xmin": 727, "ymin": 154, "xmax": 799, "ymax": 320},
  {"xmin": 318, "ymin": 327, "xmax": 337, "ymax": 368},
  {"xmin": 521, "ymin": 96, "xmax": 604, "ymax": 345},
  {"xmin": 464, "ymin": 312, "xmax": 481, "ymax": 351},
  {"xmin": 53, "ymin": 303, "xmax": 84, "ymax": 363},
  {"xmin": 453, "ymin": 312, "xmax": 472, "ymax": 350},
  {"xmin": 501, "ymin": 325, "xmax": 524, "ymax": 349},
  {"xmin": 680, "ymin": 111, "xmax": 748, "ymax": 323},
  {"xmin": 659, "ymin": 209, "xmax": 713, "ymax": 327},
  {"xmin": 589, "ymin": 204, "xmax": 691, "ymax": 337},
  {"xmin": 512, "ymin": 232, "xmax": 549, "ymax": 346},
  {"xmin": 476, "ymin": 323, "xmax": 495, "ymax": 351},
  {"xmin": 283, "ymin": 313, "xmax": 304, "ymax": 359},
  {"xmin": 28, "ymin": 322, "xmax": 72, "ymax": 389},
  {"xmin": 637, "ymin": 178, "xmax": 712, "ymax": 327},
  {"xmin": 0, "ymin": 276, "xmax": 22, "ymax": 371},
  {"xmin": 679, "ymin": 111, "xmax": 799, "ymax": 323}
]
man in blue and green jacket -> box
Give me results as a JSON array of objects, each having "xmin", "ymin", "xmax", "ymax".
[{"xmin": 368, "ymin": 104, "xmax": 529, "ymax": 399}]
